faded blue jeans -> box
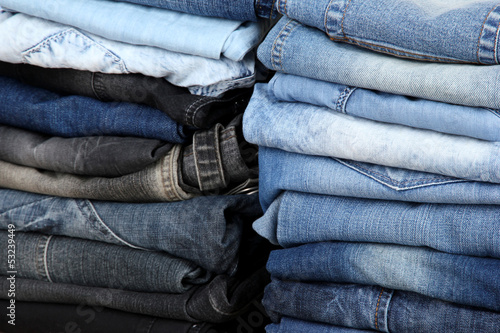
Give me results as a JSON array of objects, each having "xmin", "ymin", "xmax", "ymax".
[{"xmin": 257, "ymin": 18, "xmax": 500, "ymax": 108}]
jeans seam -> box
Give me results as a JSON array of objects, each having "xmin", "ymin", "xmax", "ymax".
[
  {"xmin": 270, "ymin": 19, "xmax": 300, "ymax": 71},
  {"xmin": 477, "ymin": 5, "xmax": 498, "ymax": 63},
  {"xmin": 324, "ymin": 0, "xmax": 337, "ymax": 38},
  {"xmin": 185, "ymin": 97, "xmax": 216, "ymax": 128},
  {"xmin": 336, "ymin": 86, "xmax": 356, "ymax": 113},
  {"xmin": 374, "ymin": 288, "xmax": 384, "ymax": 331}
]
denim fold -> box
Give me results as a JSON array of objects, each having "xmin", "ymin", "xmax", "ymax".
[
  {"xmin": 275, "ymin": 0, "xmax": 500, "ymax": 64},
  {"xmin": 0, "ymin": 190, "xmax": 262, "ymax": 274},
  {"xmin": 0, "ymin": 231, "xmax": 210, "ymax": 293},
  {"xmin": 0, "ymin": 62, "xmax": 253, "ymax": 128},
  {"xmin": 0, "ymin": 11, "xmax": 256, "ymax": 96},
  {"xmin": 266, "ymin": 242, "xmax": 500, "ymax": 311},
  {"xmin": 263, "ymin": 279, "xmax": 500, "ymax": 333},
  {"xmin": 257, "ymin": 17, "xmax": 500, "ymax": 108},
  {"xmin": 266, "ymin": 318, "xmax": 375, "ymax": 333}
]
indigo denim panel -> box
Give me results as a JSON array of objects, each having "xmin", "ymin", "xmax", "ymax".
[
  {"xmin": 0, "ymin": 75, "xmax": 187, "ymax": 143},
  {"xmin": 0, "ymin": 125, "xmax": 173, "ymax": 177},
  {"xmin": 276, "ymin": 0, "xmax": 500, "ymax": 64},
  {"xmin": 0, "ymin": 231, "xmax": 210, "ymax": 293},
  {"xmin": 269, "ymin": 73, "xmax": 500, "ymax": 141},
  {"xmin": 266, "ymin": 242, "xmax": 500, "ymax": 311},
  {"xmin": 0, "ymin": 300, "xmax": 216, "ymax": 333},
  {"xmin": 0, "ymin": 0, "xmax": 262, "ymax": 61},
  {"xmin": 0, "ymin": 12, "xmax": 256, "ymax": 97},
  {"xmin": 267, "ymin": 318, "xmax": 375, "ymax": 333},
  {"xmin": 0, "ymin": 62, "xmax": 253, "ymax": 129},
  {"xmin": 264, "ymin": 280, "xmax": 500, "ymax": 333},
  {"xmin": 244, "ymin": 84, "xmax": 500, "ymax": 183},
  {"xmin": 0, "ymin": 267, "xmax": 270, "ymax": 323},
  {"xmin": 253, "ymin": 191, "xmax": 500, "ymax": 259},
  {"xmin": 0, "ymin": 189, "xmax": 262, "ymax": 274},
  {"xmin": 257, "ymin": 18, "xmax": 500, "ymax": 108}
]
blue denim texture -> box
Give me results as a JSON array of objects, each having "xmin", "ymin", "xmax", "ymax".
[
  {"xmin": 0, "ymin": 75, "xmax": 187, "ymax": 142},
  {"xmin": 1, "ymin": 0, "xmax": 262, "ymax": 61},
  {"xmin": 275, "ymin": 0, "xmax": 500, "ymax": 64},
  {"xmin": 257, "ymin": 18, "xmax": 500, "ymax": 108},
  {"xmin": 267, "ymin": 318, "xmax": 375, "ymax": 333},
  {"xmin": 253, "ymin": 191, "xmax": 500, "ymax": 259},
  {"xmin": 266, "ymin": 242, "xmax": 500, "ymax": 311},
  {"xmin": 269, "ymin": 73, "xmax": 500, "ymax": 141},
  {"xmin": 0, "ymin": 11, "xmax": 256, "ymax": 96},
  {"xmin": 264, "ymin": 280, "xmax": 500, "ymax": 333},
  {"xmin": 243, "ymin": 84, "xmax": 500, "ymax": 183},
  {"xmin": 0, "ymin": 189, "xmax": 262, "ymax": 275}
]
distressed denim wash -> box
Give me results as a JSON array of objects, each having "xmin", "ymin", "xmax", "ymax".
[
  {"xmin": 263, "ymin": 280, "xmax": 500, "ymax": 333},
  {"xmin": 0, "ymin": 11, "xmax": 256, "ymax": 97},
  {"xmin": 0, "ymin": 267, "xmax": 270, "ymax": 323},
  {"xmin": 0, "ymin": 231, "xmax": 210, "ymax": 293},
  {"xmin": 0, "ymin": 75, "xmax": 187, "ymax": 143},
  {"xmin": 0, "ymin": 300, "xmax": 217, "ymax": 333},
  {"xmin": 257, "ymin": 17, "xmax": 500, "ymax": 108},
  {"xmin": 275, "ymin": 0, "xmax": 500, "ymax": 64},
  {"xmin": 243, "ymin": 84, "xmax": 500, "ymax": 183},
  {"xmin": 0, "ymin": 0, "xmax": 263, "ymax": 61},
  {"xmin": 0, "ymin": 190, "xmax": 262, "ymax": 274},
  {"xmin": 109, "ymin": 0, "xmax": 277, "ymax": 21},
  {"xmin": 253, "ymin": 191, "xmax": 500, "ymax": 259},
  {"xmin": 266, "ymin": 242, "xmax": 500, "ymax": 311},
  {"xmin": 0, "ymin": 62, "xmax": 253, "ymax": 129},
  {"xmin": 257, "ymin": 147, "xmax": 500, "ymax": 209},
  {"xmin": 0, "ymin": 125, "xmax": 173, "ymax": 177},
  {"xmin": 269, "ymin": 73, "xmax": 500, "ymax": 141},
  {"xmin": 267, "ymin": 318, "xmax": 375, "ymax": 333}
]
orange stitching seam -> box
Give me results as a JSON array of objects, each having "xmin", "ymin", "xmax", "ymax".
[{"xmin": 374, "ymin": 288, "xmax": 384, "ymax": 330}]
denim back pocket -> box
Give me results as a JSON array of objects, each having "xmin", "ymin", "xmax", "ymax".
[
  {"xmin": 335, "ymin": 158, "xmax": 467, "ymax": 191},
  {"xmin": 21, "ymin": 28, "xmax": 128, "ymax": 74}
]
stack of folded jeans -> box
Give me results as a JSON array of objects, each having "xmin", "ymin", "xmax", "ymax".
[
  {"xmin": 242, "ymin": 1, "xmax": 500, "ymax": 332},
  {"xmin": 0, "ymin": 0, "xmax": 277, "ymax": 331}
]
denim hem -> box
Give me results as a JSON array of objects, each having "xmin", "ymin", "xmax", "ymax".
[
  {"xmin": 477, "ymin": 4, "xmax": 500, "ymax": 64},
  {"xmin": 324, "ymin": 0, "xmax": 351, "ymax": 40},
  {"xmin": 35, "ymin": 234, "xmax": 53, "ymax": 283},
  {"xmin": 269, "ymin": 19, "xmax": 301, "ymax": 72},
  {"xmin": 374, "ymin": 288, "xmax": 394, "ymax": 333},
  {"xmin": 335, "ymin": 86, "xmax": 356, "ymax": 114},
  {"xmin": 161, "ymin": 145, "xmax": 195, "ymax": 201}
]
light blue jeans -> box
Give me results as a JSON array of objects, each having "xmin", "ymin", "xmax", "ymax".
[
  {"xmin": 243, "ymin": 84, "xmax": 500, "ymax": 183},
  {"xmin": 266, "ymin": 242, "xmax": 500, "ymax": 311},
  {"xmin": 257, "ymin": 18, "xmax": 500, "ymax": 108},
  {"xmin": 0, "ymin": 11, "xmax": 256, "ymax": 96},
  {"xmin": 269, "ymin": 73, "xmax": 500, "ymax": 141},
  {"xmin": 253, "ymin": 190, "xmax": 500, "ymax": 259},
  {"xmin": 0, "ymin": 0, "xmax": 263, "ymax": 61},
  {"xmin": 275, "ymin": 0, "xmax": 500, "ymax": 64}
]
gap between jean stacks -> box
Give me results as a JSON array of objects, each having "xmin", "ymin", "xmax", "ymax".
[
  {"xmin": 253, "ymin": 191, "xmax": 500, "ymax": 259},
  {"xmin": 263, "ymin": 279, "xmax": 500, "ymax": 333},
  {"xmin": 269, "ymin": 73, "xmax": 500, "ymax": 141},
  {"xmin": 243, "ymin": 84, "xmax": 500, "ymax": 183},
  {"xmin": 274, "ymin": 0, "xmax": 500, "ymax": 64},
  {"xmin": 0, "ymin": 0, "xmax": 262, "ymax": 61},
  {"xmin": 0, "ymin": 231, "xmax": 210, "ymax": 293},
  {"xmin": 266, "ymin": 317, "xmax": 375, "ymax": 333},
  {"xmin": 0, "ymin": 62, "xmax": 253, "ymax": 129},
  {"xmin": 257, "ymin": 17, "xmax": 500, "ymax": 108},
  {"xmin": 0, "ymin": 11, "xmax": 256, "ymax": 96},
  {"xmin": 266, "ymin": 242, "xmax": 500, "ymax": 311}
]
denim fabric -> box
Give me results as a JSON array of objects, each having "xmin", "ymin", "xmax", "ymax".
[
  {"xmin": 275, "ymin": 0, "xmax": 500, "ymax": 64},
  {"xmin": 266, "ymin": 242, "xmax": 500, "ymax": 311},
  {"xmin": 267, "ymin": 318, "xmax": 375, "ymax": 333},
  {"xmin": 0, "ymin": 11, "xmax": 256, "ymax": 97},
  {"xmin": 0, "ymin": 125, "xmax": 173, "ymax": 177},
  {"xmin": 0, "ymin": 62, "xmax": 253, "ymax": 129},
  {"xmin": 0, "ymin": 190, "xmax": 262, "ymax": 274},
  {"xmin": 257, "ymin": 18, "xmax": 500, "ymax": 108},
  {"xmin": 244, "ymin": 84, "xmax": 500, "ymax": 183},
  {"xmin": 269, "ymin": 73, "xmax": 500, "ymax": 141},
  {"xmin": 264, "ymin": 280, "xmax": 500, "ymax": 333},
  {"xmin": 0, "ymin": 231, "xmax": 210, "ymax": 293},
  {"xmin": 0, "ymin": 75, "xmax": 187, "ymax": 142},
  {"xmin": 0, "ymin": 300, "xmax": 216, "ymax": 333},
  {"xmin": 0, "ymin": 0, "xmax": 263, "ymax": 61},
  {"xmin": 0, "ymin": 267, "xmax": 270, "ymax": 323},
  {"xmin": 253, "ymin": 191, "xmax": 500, "ymax": 259}
]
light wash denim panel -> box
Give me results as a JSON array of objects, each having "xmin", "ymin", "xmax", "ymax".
[
  {"xmin": 0, "ymin": 11, "xmax": 256, "ymax": 96},
  {"xmin": 269, "ymin": 73, "xmax": 500, "ymax": 141},
  {"xmin": 257, "ymin": 17, "xmax": 500, "ymax": 108},
  {"xmin": 276, "ymin": 0, "xmax": 500, "ymax": 64}
]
